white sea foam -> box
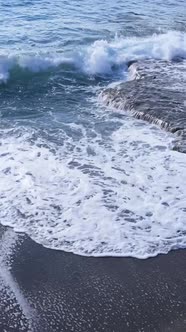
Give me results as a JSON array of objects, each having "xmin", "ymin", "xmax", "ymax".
[
  {"xmin": 82, "ymin": 31, "xmax": 186, "ymax": 74},
  {"xmin": 0, "ymin": 113, "xmax": 186, "ymax": 258},
  {"xmin": 0, "ymin": 31, "xmax": 186, "ymax": 82}
]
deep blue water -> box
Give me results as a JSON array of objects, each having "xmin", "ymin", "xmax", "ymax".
[{"xmin": 0, "ymin": 0, "xmax": 186, "ymax": 258}]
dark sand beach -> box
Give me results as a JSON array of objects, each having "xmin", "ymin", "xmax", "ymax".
[{"xmin": 0, "ymin": 225, "xmax": 186, "ymax": 332}]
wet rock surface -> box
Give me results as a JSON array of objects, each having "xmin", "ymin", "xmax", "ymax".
[{"xmin": 102, "ymin": 60, "xmax": 186, "ymax": 153}]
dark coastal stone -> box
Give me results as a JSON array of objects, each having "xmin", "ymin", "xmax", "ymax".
[{"xmin": 102, "ymin": 60, "xmax": 186, "ymax": 153}]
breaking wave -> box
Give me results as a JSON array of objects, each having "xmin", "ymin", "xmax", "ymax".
[{"xmin": 0, "ymin": 31, "xmax": 186, "ymax": 83}]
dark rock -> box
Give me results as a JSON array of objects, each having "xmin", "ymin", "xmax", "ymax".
[{"xmin": 101, "ymin": 60, "xmax": 186, "ymax": 153}]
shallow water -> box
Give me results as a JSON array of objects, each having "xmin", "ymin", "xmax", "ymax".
[{"xmin": 0, "ymin": 0, "xmax": 186, "ymax": 258}]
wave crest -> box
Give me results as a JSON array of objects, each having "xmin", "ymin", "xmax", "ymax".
[{"xmin": 0, "ymin": 31, "xmax": 186, "ymax": 83}]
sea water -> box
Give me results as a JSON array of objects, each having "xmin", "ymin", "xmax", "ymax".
[{"xmin": 0, "ymin": 0, "xmax": 186, "ymax": 258}]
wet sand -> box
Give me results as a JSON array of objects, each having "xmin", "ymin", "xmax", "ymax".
[{"xmin": 0, "ymin": 225, "xmax": 186, "ymax": 332}]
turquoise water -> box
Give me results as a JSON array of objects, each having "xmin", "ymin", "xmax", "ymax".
[{"xmin": 0, "ymin": 0, "xmax": 186, "ymax": 258}]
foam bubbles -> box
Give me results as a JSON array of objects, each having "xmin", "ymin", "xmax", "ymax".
[{"xmin": 0, "ymin": 112, "xmax": 186, "ymax": 258}]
